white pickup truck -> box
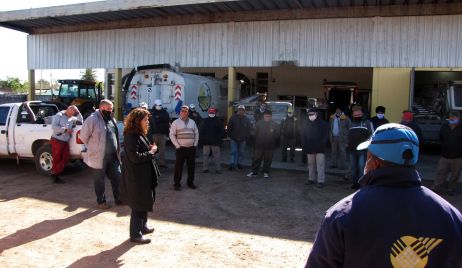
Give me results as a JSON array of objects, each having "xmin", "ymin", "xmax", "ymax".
[{"xmin": 0, "ymin": 101, "xmax": 86, "ymax": 175}]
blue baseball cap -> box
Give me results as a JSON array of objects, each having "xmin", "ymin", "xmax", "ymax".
[{"xmin": 357, "ymin": 123, "xmax": 419, "ymax": 165}]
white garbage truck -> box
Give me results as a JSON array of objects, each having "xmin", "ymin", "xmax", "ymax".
[{"xmin": 123, "ymin": 64, "xmax": 228, "ymax": 119}]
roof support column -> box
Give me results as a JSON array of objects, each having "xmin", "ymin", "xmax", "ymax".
[
  {"xmin": 227, "ymin": 67, "xmax": 236, "ymax": 122},
  {"xmin": 114, "ymin": 68, "xmax": 123, "ymax": 121},
  {"xmin": 28, "ymin": 69, "xmax": 35, "ymax": 101}
]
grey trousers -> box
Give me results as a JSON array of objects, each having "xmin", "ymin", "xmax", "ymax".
[
  {"xmin": 307, "ymin": 153, "xmax": 326, "ymax": 183},
  {"xmin": 152, "ymin": 134, "xmax": 167, "ymax": 166},
  {"xmin": 202, "ymin": 145, "xmax": 221, "ymax": 172},
  {"xmin": 433, "ymin": 157, "xmax": 462, "ymax": 191},
  {"xmin": 330, "ymin": 136, "xmax": 347, "ymax": 169},
  {"xmin": 251, "ymin": 148, "xmax": 274, "ymax": 174}
]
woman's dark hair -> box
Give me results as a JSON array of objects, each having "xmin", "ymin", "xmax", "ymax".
[{"xmin": 124, "ymin": 108, "xmax": 151, "ymax": 136}]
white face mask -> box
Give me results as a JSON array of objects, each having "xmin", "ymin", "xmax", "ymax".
[
  {"xmin": 208, "ymin": 114, "xmax": 216, "ymax": 118},
  {"xmin": 309, "ymin": 115, "xmax": 317, "ymax": 121},
  {"xmin": 287, "ymin": 113, "xmax": 293, "ymax": 117},
  {"xmin": 155, "ymin": 105, "xmax": 162, "ymax": 110},
  {"xmin": 377, "ymin": 113, "xmax": 384, "ymax": 119}
]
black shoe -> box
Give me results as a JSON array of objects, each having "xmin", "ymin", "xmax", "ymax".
[
  {"xmin": 317, "ymin": 183, "xmax": 324, "ymax": 188},
  {"xmin": 187, "ymin": 183, "xmax": 197, "ymax": 189},
  {"xmin": 305, "ymin": 180, "xmax": 315, "ymax": 185},
  {"xmin": 228, "ymin": 166, "xmax": 234, "ymax": 171},
  {"xmin": 141, "ymin": 226, "xmax": 155, "ymax": 234},
  {"xmin": 202, "ymin": 170, "xmax": 209, "ymax": 173},
  {"xmin": 237, "ymin": 164, "xmax": 243, "ymax": 170},
  {"xmin": 130, "ymin": 236, "xmax": 151, "ymax": 244},
  {"xmin": 115, "ymin": 199, "xmax": 123, "ymax": 206},
  {"xmin": 350, "ymin": 183, "xmax": 360, "ymax": 190},
  {"xmin": 51, "ymin": 174, "xmax": 64, "ymax": 184},
  {"xmin": 174, "ymin": 185, "xmax": 181, "ymax": 191}
]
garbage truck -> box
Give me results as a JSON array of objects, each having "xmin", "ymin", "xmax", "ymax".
[{"xmin": 122, "ymin": 64, "xmax": 228, "ymax": 119}]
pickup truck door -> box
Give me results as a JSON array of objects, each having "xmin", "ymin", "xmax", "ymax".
[{"xmin": 0, "ymin": 106, "xmax": 12, "ymax": 155}]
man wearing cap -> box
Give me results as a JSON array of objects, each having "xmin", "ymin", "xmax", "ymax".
[
  {"xmin": 432, "ymin": 110, "xmax": 462, "ymax": 195},
  {"xmin": 200, "ymin": 107, "xmax": 225, "ymax": 174},
  {"xmin": 170, "ymin": 105, "xmax": 199, "ymax": 190},
  {"xmin": 227, "ymin": 105, "xmax": 252, "ymax": 170},
  {"xmin": 149, "ymin": 99, "xmax": 170, "ymax": 167},
  {"xmin": 300, "ymin": 107, "xmax": 329, "ymax": 187},
  {"xmin": 188, "ymin": 103, "xmax": 203, "ymax": 128},
  {"xmin": 280, "ymin": 107, "xmax": 298, "ymax": 162},
  {"xmin": 400, "ymin": 110, "xmax": 423, "ymax": 147},
  {"xmin": 306, "ymin": 123, "xmax": 462, "ymax": 267},
  {"xmin": 347, "ymin": 108, "xmax": 373, "ymax": 189},
  {"xmin": 247, "ymin": 110, "xmax": 280, "ymax": 178}
]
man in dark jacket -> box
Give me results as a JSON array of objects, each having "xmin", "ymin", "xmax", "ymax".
[
  {"xmin": 306, "ymin": 123, "xmax": 462, "ymax": 268},
  {"xmin": 149, "ymin": 99, "xmax": 170, "ymax": 167},
  {"xmin": 432, "ymin": 110, "xmax": 462, "ymax": 195},
  {"xmin": 280, "ymin": 107, "xmax": 298, "ymax": 162},
  {"xmin": 347, "ymin": 109, "xmax": 373, "ymax": 189},
  {"xmin": 247, "ymin": 110, "xmax": 280, "ymax": 178},
  {"xmin": 370, "ymin": 105, "xmax": 389, "ymax": 130},
  {"xmin": 254, "ymin": 102, "xmax": 267, "ymax": 123},
  {"xmin": 188, "ymin": 103, "xmax": 203, "ymax": 128},
  {"xmin": 227, "ymin": 105, "xmax": 252, "ymax": 170},
  {"xmin": 400, "ymin": 110, "xmax": 423, "ymax": 147},
  {"xmin": 300, "ymin": 108, "xmax": 329, "ymax": 187},
  {"xmin": 200, "ymin": 108, "xmax": 225, "ymax": 174}
]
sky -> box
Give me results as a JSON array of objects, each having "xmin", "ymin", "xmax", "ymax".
[{"xmin": 0, "ymin": 0, "xmax": 103, "ymax": 83}]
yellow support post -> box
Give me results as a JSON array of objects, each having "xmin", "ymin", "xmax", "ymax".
[
  {"xmin": 28, "ymin": 69, "xmax": 35, "ymax": 101},
  {"xmin": 114, "ymin": 68, "xmax": 123, "ymax": 121},
  {"xmin": 227, "ymin": 67, "xmax": 236, "ymax": 122}
]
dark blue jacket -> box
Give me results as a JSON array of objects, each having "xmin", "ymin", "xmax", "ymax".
[
  {"xmin": 199, "ymin": 117, "xmax": 225, "ymax": 146},
  {"xmin": 306, "ymin": 167, "xmax": 462, "ymax": 268},
  {"xmin": 149, "ymin": 108, "xmax": 170, "ymax": 135}
]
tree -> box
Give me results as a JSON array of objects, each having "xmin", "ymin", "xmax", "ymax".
[
  {"xmin": 36, "ymin": 79, "xmax": 51, "ymax": 89},
  {"xmin": 80, "ymin": 68, "xmax": 97, "ymax": 82},
  {"xmin": 5, "ymin": 77, "xmax": 29, "ymax": 93}
]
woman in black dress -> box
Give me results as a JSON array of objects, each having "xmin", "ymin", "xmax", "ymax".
[{"xmin": 121, "ymin": 108, "xmax": 160, "ymax": 244}]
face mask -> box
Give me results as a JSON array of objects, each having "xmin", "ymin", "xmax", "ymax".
[
  {"xmin": 377, "ymin": 113, "xmax": 385, "ymax": 119},
  {"xmin": 353, "ymin": 117, "xmax": 362, "ymax": 122},
  {"xmin": 336, "ymin": 112, "xmax": 342, "ymax": 117},
  {"xmin": 260, "ymin": 106, "xmax": 266, "ymax": 112},
  {"xmin": 208, "ymin": 114, "xmax": 216, "ymax": 118},
  {"xmin": 287, "ymin": 113, "xmax": 293, "ymax": 117},
  {"xmin": 155, "ymin": 105, "xmax": 162, "ymax": 110},
  {"xmin": 308, "ymin": 115, "xmax": 317, "ymax": 121},
  {"xmin": 448, "ymin": 119, "xmax": 460, "ymax": 125},
  {"xmin": 101, "ymin": 110, "xmax": 112, "ymax": 119}
]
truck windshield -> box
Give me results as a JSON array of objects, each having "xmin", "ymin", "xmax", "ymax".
[{"xmin": 60, "ymin": 84, "xmax": 96, "ymax": 100}]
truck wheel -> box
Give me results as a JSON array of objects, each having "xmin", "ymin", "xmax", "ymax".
[{"xmin": 35, "ymin": 144, "xmax": 53, "ymax": 176}]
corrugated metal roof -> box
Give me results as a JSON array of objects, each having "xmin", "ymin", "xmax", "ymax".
[{"xmin": 1, "ymin": 0, "xmax": 461, "ymax": 34}]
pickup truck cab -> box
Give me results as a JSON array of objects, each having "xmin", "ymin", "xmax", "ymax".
[{"xmin": 0, "ymin": 101, "xmax": 85, "ymax": 175}]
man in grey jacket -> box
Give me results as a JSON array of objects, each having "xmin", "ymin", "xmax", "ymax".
[
  {"xmin": 50, "ymin": 105, "xmax": 82, "ymax": 183},
  {"xmin": 80, "ymin": 99, "xmax": 121, "ymax": 209}
]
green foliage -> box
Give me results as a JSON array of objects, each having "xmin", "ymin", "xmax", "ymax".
[
  {"xmin": 80, "ymin": 68, "xmax": 97, "ymax": 82},
  {"xmin": 4, "ymin": 77, "xmax": 29, "ymax": 93}
]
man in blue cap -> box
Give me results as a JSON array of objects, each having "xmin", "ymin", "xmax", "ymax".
[{"xmin": 306, "ymin": 123, "xmax": 462, "ymax": 268}]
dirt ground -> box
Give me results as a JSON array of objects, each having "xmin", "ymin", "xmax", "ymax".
[{"xmin": 0, "ymin": 159, "xmax": 461, "ymax": 268}]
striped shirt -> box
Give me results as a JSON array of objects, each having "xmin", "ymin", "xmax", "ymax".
[{"xmin": 169, "ymin": 117, "xmax": 198, "ymax": 148}]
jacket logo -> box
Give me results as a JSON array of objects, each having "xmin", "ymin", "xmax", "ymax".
[{"xmin": 390, "ymin": 236, "xmax": 443, "ymax": 268}]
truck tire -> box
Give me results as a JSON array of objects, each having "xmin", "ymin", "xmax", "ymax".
[{"xmin": 35, "ymin": 144, "xmax": 53, "ymax": 176}]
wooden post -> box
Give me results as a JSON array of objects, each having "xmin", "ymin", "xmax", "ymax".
[
  {"xmin": 114, "ymin": 68, "xmax": 123, "ymax": 121},
  {"xmin": 227, "ymin": 67, "xmax": 236, "ymax": 123},
  {"xmin": 28, "ymin": 69, "xmax": 36, "ymax": 101}
]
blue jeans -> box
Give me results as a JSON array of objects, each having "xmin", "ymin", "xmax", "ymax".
[
  {"xmin": 230, "ymin": 139, "xmax": 246, "ymax": 167},
  {"xmin": 89, "ymin": 154, "xmax": 121, "ymax": 204},
  {"xmin": 350, "ymin": 150, "xmax": 366, "ymax": 184}
]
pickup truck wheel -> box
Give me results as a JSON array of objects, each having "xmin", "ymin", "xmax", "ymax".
[{"xmin": 35, "ymin": 144, "xmax": 53, "ymax": 176}]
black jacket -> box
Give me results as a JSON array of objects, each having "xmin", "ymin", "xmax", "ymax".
[
  {"xmin": 300, "ymin": 118, "xmax": 329, "ymax": 153},
  {"xmin": 200, "ymin": 117, "xmax": 225, "ymax": 146},
  {"xmin": 370, "ymin": 116, "xmax": 389, "ymax": 130},
  {"xmin": 440, "ymin": 123, "xmax": 462, "ymax": 158},
  {"xmin": 254, "ymin": 120, "xmax": 280, "ymax": 149},
  {"xmin": 149, "ymin": 108, "xmax": 170, "ymax": 135},
  {"xmin": 121, "ymin": 133, "xmax": 160, "ymax": 212},
  {"xmin": 227, "ymin": 114, "xmax": 252, "ymax": 141},
  {"xmin": 401, "ymin": 121, "xmax": 423, "ymax": 147},
  {"xmin": 280, "ymin": 116, "xmax": 298, "ymax": 139}
]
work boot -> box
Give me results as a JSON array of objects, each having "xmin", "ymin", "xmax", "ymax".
[{"xmin": 51, "ymin": 174, "xmax": 64, "ymax": 184}]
